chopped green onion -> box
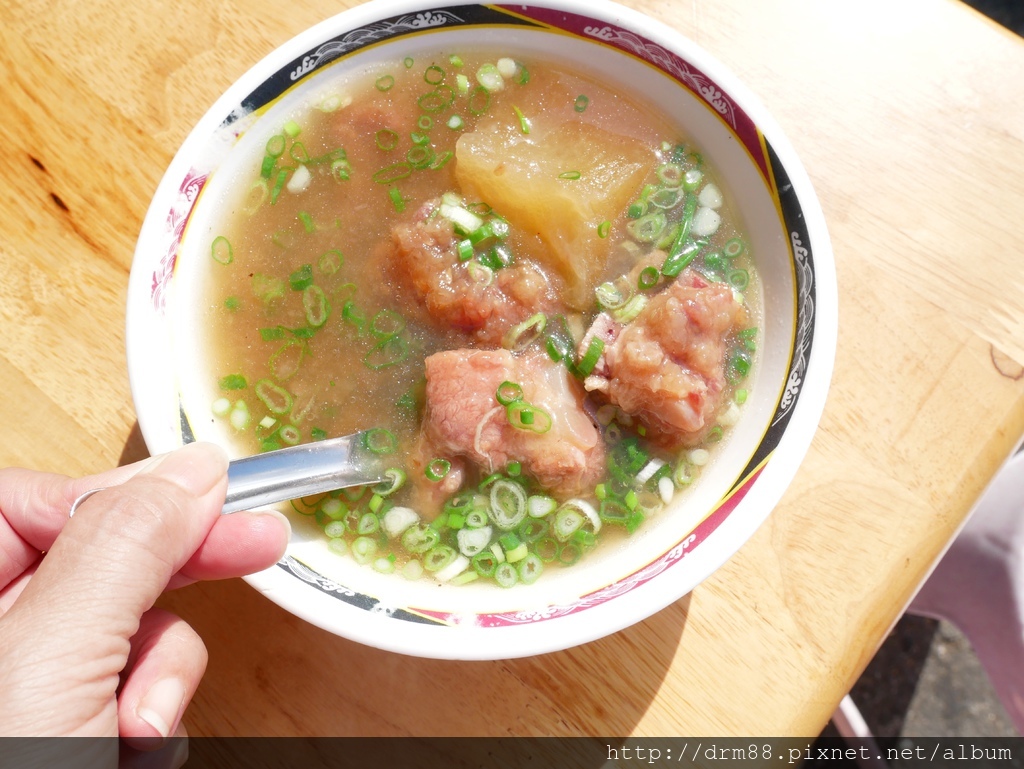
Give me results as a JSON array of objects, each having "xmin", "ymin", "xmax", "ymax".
[
  {"xmin": 404, "ymin": 56, "xmax": 415, "ymax": 68},
  {"xmin": 406, "ymin": 145, "xmax": 435, "ymax": 169},
  {"xmin": 724, "ymin": 238, "xmax": 745, "ymax": 258},
  {"xmin": 211, "ymin": 236, "xmax": 233, "ymax": 265},
  {"xmin": 494, "ymin": 561, "xmax": 519, "ymax": 587},
  {"xmin": 302, "ymin": 285, "xmax": 329, "ymax": 327},
  {"xmin": 212, "ymin": 397, "xmax": 231, "ymax": 417},
  {"xmin": 449, "ymin": 54, "xmax": 463, "ymax": 68},
  {"xmin": 229, "ymin": 400, "xmax": 250, "ymax": 431},
  {"xmin": 575, "ymin": 336, "xmax": 605, "ymax": 377},
  {"xmin": 388, "ymin": 187, "xmax": 406, "ymax": 212},
  {"xmin": 457, "ymin": 525, "xmax": 493, "ymax": 557},
  {"xmin": 517, "ymin": 518, "xmax": 547, "ymax": 543},
  {"xmin": 573, "ymin": 94, "xmax": 589, "ymax": 112},
  {"xmin": 373, "ymin": 163, "xmax": 412, "ymax": 184},
  {"xmin": 297, "ymin": 210, "xmax": 316, "ymax": 233},
  {"xmin": 402, "ymin": 523, "xmax": 440, "ymax": 554},
  {"xmin": 219, "ymin": 374, "xmax": 247, "ymax": 390},
  {"xmin": 364, "ymin": 427, "xmax": 397, "ymax": 454},
  {"xmin": 727, "ymin": 268, "xmax": 750, "ymax": 290},
  {"xmin": 638, "ymin": 265, "xmax": 660, "ymax": 290},
  {"xmin": 489, "ymin": 479, "xmax": 527, "ymax": 531},
  {"xmin": 375, "ymin": 129, "xmax": 399, "ymax": 151},
  {"xmin": 318, "ymin": 249, "xmax": 342, "ymax": 275},
  {"xmin": 265, "ymin": 134, "xmax": 286, "ymax": 158},
  {"xmin": 495, "ymin": 380, "xmax": 524, "ymax": 406},
  {"xmin": 255, "ymin": 379, "xmax": 293, "ymax": 415},
  {"xmin": 357, "ymin": 512, "xmax": 380, "ymax": 535},
  {"xmin": 417, "ymin": 85, "xmax": 455, "ymax": 113},
  {"xmin": 351, "ymin": 536, "xmax": 378, "ymax": 565},
  {"xmin": 289, "ymin": 264, "xmax": 314, "ymax": 291},
  {"xmin": 283, "ymin": 120, "xmax": 301, "ymax": 138},
  {"xmin": 528, "ymin": 495, "xmax": 557, "ymax": 518},
  {"xmin": 423, "ymin": 545, "xmax": 458, "ymax": 573},
  {"xmin": 476, "ymin": 63, "xmax": 504, "ymax": 92},
  {"xmin": 269, "ymin": 167, "xmax": 290, "ymax": 205},
  {"xmin": 374, "ymin": 468, "xmax": 408, "ymax": 498},
  {"xmin": 628, "ymin": 212, "xmax": 667, "ymax": 243},
  {"xmin": 467, "ymin": 85, "xmax": 491, "ymax": 115},
  {"xmin": 324, "ymin": 520, "xmax": 346, "ymax": 539},
  {"xmin": 661, "ymin": 240, "xmax": 701, "ymax": 277},
  {"xmin": 447, "ymin": 114, "xmax": 465, "ymax": 131},
  {"xmin": 597, "ymin": 220, "xmax": 611, "ymax": 238},
  {"xmin": 512, "ymin": 105, "xmax": 531, "ymax": 134},
  {"xmin": 363, "ymin": 336, "xmax": 409, "ymax": 369},
  {"xmin": 553, "ymin": 507, "xmax": 583, "ymax": 541},
  {"xmin": 424, "ymin": 64, "xmax": 446, "ymax": 85},
  {"xmin": 558, "ymin": 171, "xmax": 581, "ymax": 180},
  {"xmin": 517, "ymin": 553, "xmax": 543, "ymax": 584},
  {"xmin": 425, "ymin": 458, "xmax": 452, "ymax": 482},
  {"xmin": 506, "ymin": 402, "xmax": 552, "ymax": 433},
  {"xmin": 224, "ymin": 296, "xmax": 241, "ymax": 311},
  {"xmin": 471, "ymin": 551, "xmax": 498, "ymax": 577},
  {"xmin": 502, "ymin": 312, "xmax": 546, "ymax": 350},
  {"xmin": 269, "ymin": 340, "xmax": 303, "ymax": 381},
  {"xmin": 260, "ymin": 154, "xmax": 276, "ymax": 179},
  {"xmin": 279, "ymin": 425, "xmax": 301, "ymax": 445},
  {"xmin": 375, "ymin": 75, "xmax": 395, "ymax": 91},
  {"xmin": 595, "ymin": 281, "xmax": 626, "ymax": 310},
  {"xmin": 456, "ymin": 238, "xmax": 474, "ymax": 261},
  {"xmin": 612, "ymin": 294, "xmax": 648, "ymax": 324},
  {"xmin": 370, "ymin": 309, "xmax": 405, "ymax": 338},
  {"xmin": 382, "ymin": 506, "xmax": 418, "ymax": 538}
]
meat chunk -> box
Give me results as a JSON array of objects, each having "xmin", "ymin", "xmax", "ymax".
[
  {"xmin": 419, "ymin": 348, "xmax": 605, "ymax": 501},
  {"xmin": 583, "ymin": 268, "xmax": 747, "ymax": 447},
  {"xmin": 382, "ymin": 201, "xmax": 561, "ymax": 345}
]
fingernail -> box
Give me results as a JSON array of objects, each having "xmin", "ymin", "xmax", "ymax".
[
  {"xmin": 137, "ymin": 678, "xmax": 187, "ymax": 739},
  {"xmin": 247, "ymin": 508, "xmax": 292, "ymax": 557},
  {"xmin": 142, "ymin": 442, "xmax": 227, "ymax": 497}
]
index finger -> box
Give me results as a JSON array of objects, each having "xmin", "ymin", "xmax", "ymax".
[{"xmin": 0, "ymin": 459, "xmax": 160, "ymax": 591}]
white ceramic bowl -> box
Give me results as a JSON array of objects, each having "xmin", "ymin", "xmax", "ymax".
[{"xmin": 127, "ymin": 0, "xmax": 837, "ymax": 659}]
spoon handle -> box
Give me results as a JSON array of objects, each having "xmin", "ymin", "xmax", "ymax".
[{"xmin": 223, "ymin": 432, "xmax": 387, "ymax": 514}]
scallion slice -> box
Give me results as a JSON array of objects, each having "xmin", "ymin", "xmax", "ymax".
[
  {"xmin": 489, "ymin": 480, "xmax": 527, "ymax": 531},
  {"xmin": 457, "ymin": 525, "xmax": 493, "ymax": 557},
  {"xmin": 575, "ymin": 336, "xmax": 605, "ymax": 377},
  {"xmin": 425, "ymin": 458, "xmax": 451, "ymax": 482},
  {"xmin": 302, "ymin": 284, "xmax": 329, "ymax": 327},
  {"xmin": 255, "ymin": 379, "xmax": 293, "ymax": 415},
  {"xmin": 211, "ymin": 236, "xmax": 233, "ymax": 265},
  {"xmin": 363, "ymin": 427, "xmax": 397, "ymax": 454},
  {"xmin": 423, "ymin": 544, "xmax": 458, "ymax": 573},
  {"xmin": 502, "ymin": 312, "xmax": 546, "ymax": 350},
  {"xmin": 495, "ymin": 381, "xmax": 524, "ymax": 406},
  {"xmin": 401, "ymin": 523, "xmax": 440, "ymax": 554},
  {"xmin": 494, "ymin": 561, "xmax": 519, "ymax": 588}
]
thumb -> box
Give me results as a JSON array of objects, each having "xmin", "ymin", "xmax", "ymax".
[{"xmin": 13, "ymin": 441, "xmax": 228, "ymax": 643}]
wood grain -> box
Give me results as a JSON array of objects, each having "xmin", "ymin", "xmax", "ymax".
[{"xmin": 2, "ymin": 0, "xmax": 1024, "ymax": 738}]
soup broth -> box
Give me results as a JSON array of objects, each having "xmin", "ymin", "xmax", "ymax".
[{"xmin": 196, "ymin": 48, "xmax": 760, "ymax": 588}]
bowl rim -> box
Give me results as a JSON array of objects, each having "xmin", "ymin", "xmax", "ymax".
[{"xmin": 127, "ymin": 0, "xmax": 837, "ymax": 659}]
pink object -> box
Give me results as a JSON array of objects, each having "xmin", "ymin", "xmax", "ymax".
[
  {"xmin": 908, "ymin": 449, "xmax": 1024, "ymax": 733},
  {"xmin": 833, "ymin": 450, "xmax": 1024, "ymax": 747}
]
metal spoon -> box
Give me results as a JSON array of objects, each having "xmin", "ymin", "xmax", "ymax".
[
  {"xmin": 222, "ymin": 431, "xmax": 389, "ymax": 514},
  {"xmin": 68, "ymin": 432, "xmax": 388, "ymax": 518}
]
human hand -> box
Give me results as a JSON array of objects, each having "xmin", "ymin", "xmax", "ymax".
[{"xmin": 0, "ymin": 441, "xmax": 290, "ymax": 745}]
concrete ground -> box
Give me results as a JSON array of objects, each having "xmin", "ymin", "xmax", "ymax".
[{"xmin": 846, "ymin": 615, "xmax": 1017, "ymax": 738}]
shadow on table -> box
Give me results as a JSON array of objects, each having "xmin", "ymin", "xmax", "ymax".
[{"xmin": 138, "ymin": 416, "xmax": 688, "ymax": 750}]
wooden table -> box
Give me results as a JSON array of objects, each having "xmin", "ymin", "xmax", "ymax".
[{"xmin": 2, "ymin": 0, "xmax": 1024, "ymax": 739}]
